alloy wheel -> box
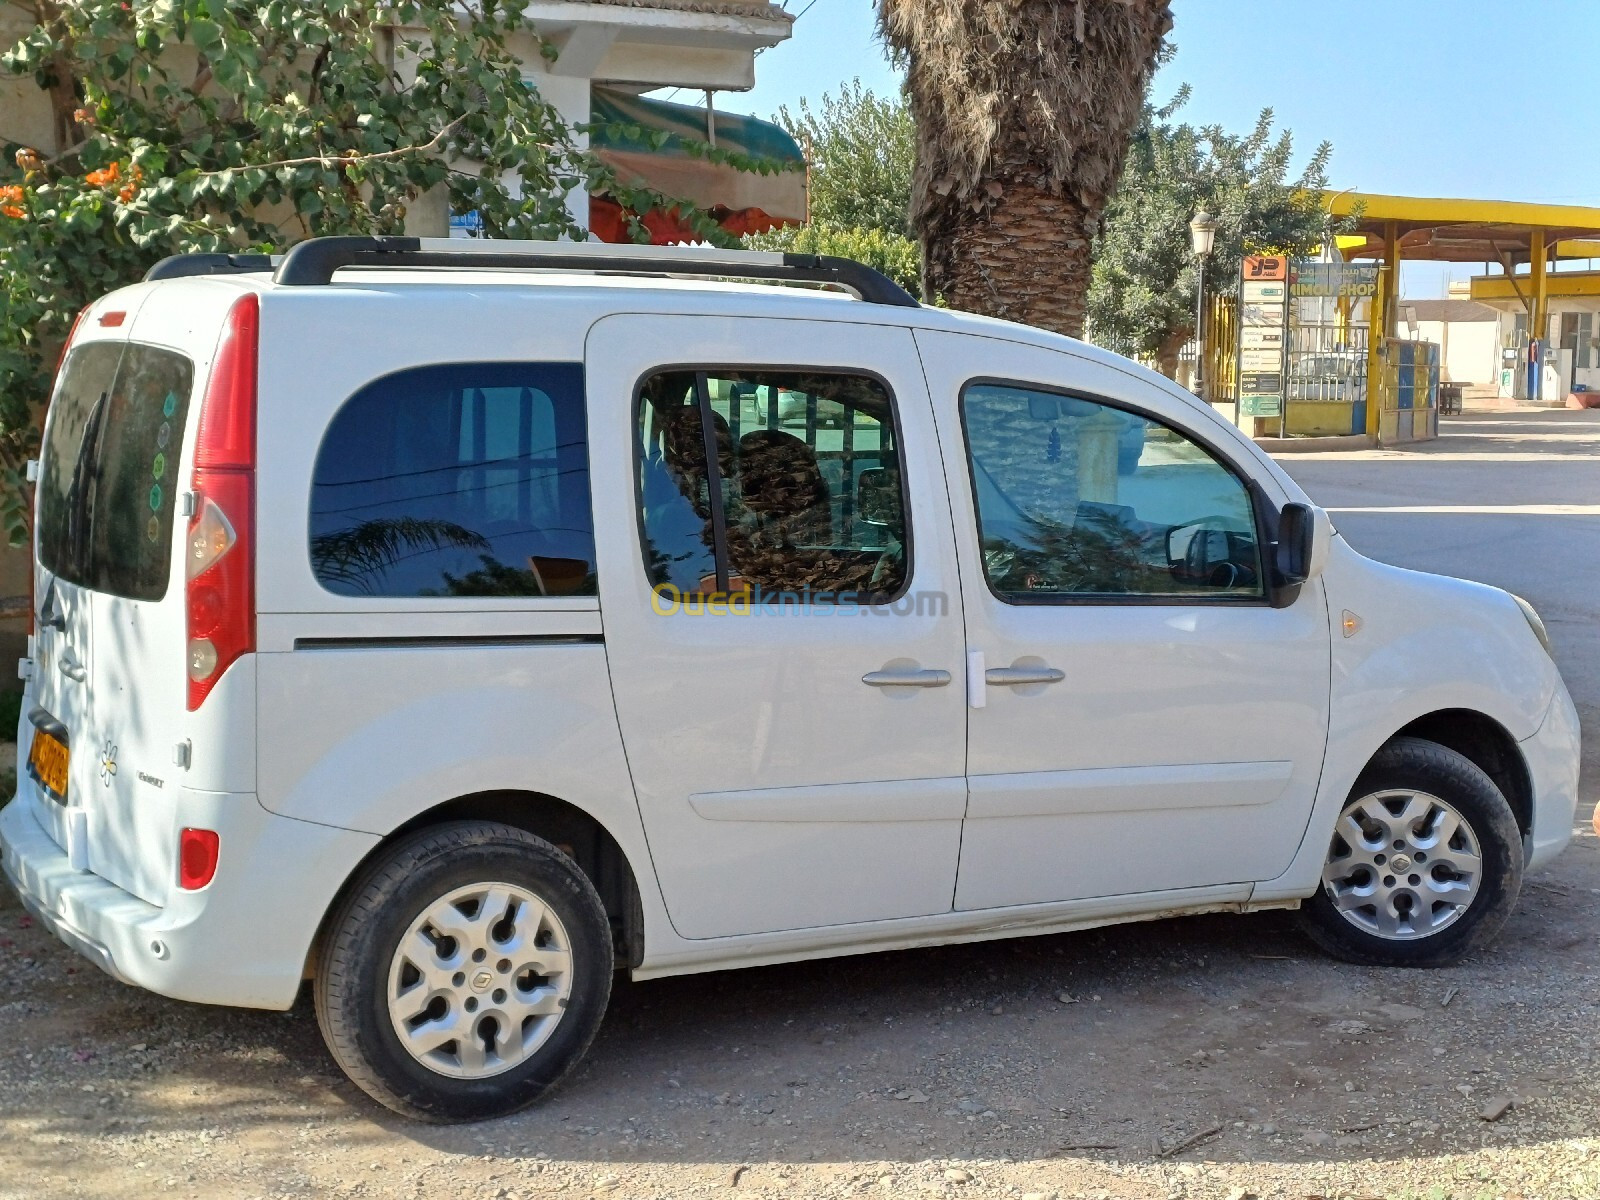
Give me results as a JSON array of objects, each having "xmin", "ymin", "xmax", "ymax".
[
  {"xmin": 1321, "ymin": 789, "xmax": 1483, "ymax": 941},
  {"xmin": 385, "ymin": 882, "xmax": 573, "ymax": 1079}
]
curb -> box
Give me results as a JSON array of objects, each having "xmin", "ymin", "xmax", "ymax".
[{"xmin": 1254, "ymin": 433, "xmax": 1377, "ymax": 454}]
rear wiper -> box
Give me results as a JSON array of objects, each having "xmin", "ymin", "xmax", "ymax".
[{"xmin": 37, "ymin": 577, "xmax": 64, "ymax": 631}]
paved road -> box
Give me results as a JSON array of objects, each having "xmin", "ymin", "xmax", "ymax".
[{"xmin": 1279, "ymin": 408, "xmax": 1600, "ymax": 750}]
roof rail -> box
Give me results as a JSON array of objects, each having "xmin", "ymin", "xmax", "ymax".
[
  {"xmin": 144, "ymin": 253, "xmax": 276, "ymax": 281},
  {"xmin": 269, "ymin": 235, "xmax": 920, "ymax": 306}
]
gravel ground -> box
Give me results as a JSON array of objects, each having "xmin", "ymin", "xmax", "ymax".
[{"xmin": 2, "ymin": 409, "xmax": 1598, "ymax": 1200}]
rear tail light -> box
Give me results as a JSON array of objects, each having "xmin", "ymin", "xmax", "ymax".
[
  {"xmin": 186, "ymin": 294, "xmax": 258, "ymax": 710},
  {"xmin": 178, "ymin": 827, "xmax": 220, "ymax": 890}
]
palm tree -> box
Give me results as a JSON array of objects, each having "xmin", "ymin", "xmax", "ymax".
[{"xmin": 877, "ymin": 0, "xmax": 1172, "ymax": 337}]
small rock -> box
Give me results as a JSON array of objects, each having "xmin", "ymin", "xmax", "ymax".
[
  {"xmin": 902, "ymin": 1089, "xmax": 929, "ymax": 1103},
  {"xmin": 1057, "ymin": 992, "xmax": 1077, "ymax": 1004},
  {"xmin": 130, "ymin": 1043, "xmax": 147, "ymax": 1052},
  {"xmin": 990, "ymin": 1005, "xmax": 1004, "ymax": 1015},
  {"xmin": 1479, "ymin": 1096, "xmax": 1513, "ymax": 1122},
  {"xmin": 944, "ymin": 1168, "xmax": 972, "ymax": 1183},
  {"xmin": 1022, "ymin": 1193, "xmax": 1050, "ymax": 1200},
  {"xmin": 1302, "ymin": 1130, "xmax": 1334, "ymax": 1147},
  {"xmin": 1225, "ymin": 1189, "xmax": 1258, "ymax": 1200},
  {"xmin": 1456, "ymin": 1083, "xmax": 1475, "ymax": 1098}
]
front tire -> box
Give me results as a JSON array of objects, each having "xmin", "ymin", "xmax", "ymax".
[
  {"xmin": 1297, "ymin": 737, "xmax": 1523, "ymax": 967},
  {"xmin": 314, "ymin": 821, "xmax": 614, "ymax": 1121}
]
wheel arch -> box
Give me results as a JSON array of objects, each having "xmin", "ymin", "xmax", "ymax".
[
  {"xmin": 305, "ymin": 789, "xmax": 647, "ymax": 982},
  {"xmin": 1387, "ymin": 709, "xmax": 1533, "ymax": 843}
]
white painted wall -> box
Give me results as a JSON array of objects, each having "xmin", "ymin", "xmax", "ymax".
[{"xmin": 1413, "ymin": 319, "xmax": 1498, "ymax": 385}]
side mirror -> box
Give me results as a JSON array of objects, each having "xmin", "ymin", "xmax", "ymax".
[
  {"xmin": 1276, "ymin": 502, "xmax": 1314, "ymax": 584},
  {"xmin": 856, "ymin": 468, "xmax": 899, "ymax": 527}
]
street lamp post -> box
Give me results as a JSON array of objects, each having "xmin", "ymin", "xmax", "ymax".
[{"xmin": 1189, "ymin": 211, "xmax": 1218, "ymax": 401}]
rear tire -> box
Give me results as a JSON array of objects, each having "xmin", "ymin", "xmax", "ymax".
[
  {"xmin": 314, "ymin": 820, "xmax": 613, "ymax": 1122},
  {"xmin": 1297, "ymin": 737, "xmax": 1523, "ymax": 967}
]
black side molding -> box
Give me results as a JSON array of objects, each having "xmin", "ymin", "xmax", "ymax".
[{"xmin": 293, "ymin": 633, "xmax": 604, "ymax": 652}]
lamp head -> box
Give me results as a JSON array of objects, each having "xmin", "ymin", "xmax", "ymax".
[{"xmin": 1189, "ymin": 210, "xmax": 1218, "ymax": 257}]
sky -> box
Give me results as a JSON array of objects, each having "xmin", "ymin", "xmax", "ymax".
[{"xmin": 700, "ymin": 0, "xmax": 1600, "ymax": 299}]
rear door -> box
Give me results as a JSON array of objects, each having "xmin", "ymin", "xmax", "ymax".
[
  {"xmin": 28, "ymin": 338, "xmax": 124, "ymax": 860},
  {"xmin": 587, "ymin": 314, "xmax": 969, "ymax": 939},
  {"xmin": 27, "ymin": 298, "xmax": 203, "ymax": 903}
]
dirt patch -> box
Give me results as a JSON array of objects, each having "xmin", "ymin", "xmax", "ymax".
[{"xmin": 3, "ymin": 820, "xmax": 1599, "ymax": 1200}]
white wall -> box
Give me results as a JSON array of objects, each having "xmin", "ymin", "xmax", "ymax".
[{"xmin": 1414, "ymin": 319, "xmax": 1498, "ymax": 385}]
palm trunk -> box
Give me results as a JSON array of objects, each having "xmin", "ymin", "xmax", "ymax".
[
  {"xmin": 879, "ymin": 0, "xmax": 1172, "ymax": 341},
  {"xmin": 1154, "ymin": 328, "xmax": 1190, "ymax": 379},
  {"xmin": 922, "ymin": 173, "xmax": 1095, "ymax": 339}
]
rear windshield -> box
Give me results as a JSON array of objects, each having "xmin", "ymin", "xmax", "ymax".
[{"xmin": 37, "ymin": 340, "xmax": 195, "ymax": 602}]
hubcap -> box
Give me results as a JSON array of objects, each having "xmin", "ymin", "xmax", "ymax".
[
  {"xmin": 385, "ymin": 882, "xmax": 573, "ymax": 1079},
  {"xmin": 1321, "ymin": 789, "xmax": 1483, "ymax": 941}
]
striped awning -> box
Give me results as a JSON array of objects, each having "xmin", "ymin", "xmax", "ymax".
[{"xmin": 587, "ymin": 87, "xmax": 807, "ymax": 245}]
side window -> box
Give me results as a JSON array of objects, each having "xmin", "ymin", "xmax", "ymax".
[
  {"xmin": 310, "ymin": 362, "xmax": 596, "ymax": 598},
  {"xmin": 961, "ymin": 382, "xmax": 1263, "ymax": 602},
  {"xmin": 636, "ymin": 369, "xmax": 907, "ymax": 603}
]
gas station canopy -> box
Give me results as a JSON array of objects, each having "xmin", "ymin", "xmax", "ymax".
[{"xmin": 1327, "ymin": 192, "xmax": 1600, "ymax": 264}]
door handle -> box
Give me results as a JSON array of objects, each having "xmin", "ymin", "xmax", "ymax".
[
  {"xmin": 985, "ymin": 665, "xmax": 1065, "ymax": 686},
  {"xmin": 58, "ymin": 654, "xmax": 87, "ymax": 683},
  {"xmin": 862, "ymin": 668, "xmax": 952, "ymax": 688}
]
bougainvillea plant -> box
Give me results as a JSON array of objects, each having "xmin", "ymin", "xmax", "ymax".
[{"xmin": 0, "ymin": 1, "xmax": 784, "ymax": 550}]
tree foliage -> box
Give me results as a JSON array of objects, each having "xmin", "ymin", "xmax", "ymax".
[
  {"xmin": 0, "ymin": 0, "xmax": 724, "ymax": 545},
  {"xmin": 745, "ymin": 222, "xmax": 920, "ymax": 297},
  {"xmin": 773, "ymin": 79, "xmax": 912, "ymax": 237},
  {"xmin": 744, "ymin": 78, "xmax": 919, "ymax": 296},
  {"xmin": 1087, "ymin": 87, "xmax": 1332, "ymax": 364}
]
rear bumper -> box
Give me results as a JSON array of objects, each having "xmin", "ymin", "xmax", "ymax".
[
  {"xmin": 1521, "ymin": 680, "xmax": 1582, "ymax": 874},
  {"xmin": 1, "ymin": 790, "xmax": 378, "ymax": 1010}
]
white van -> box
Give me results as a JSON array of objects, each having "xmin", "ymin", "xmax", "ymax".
[{"xmin": 1, "ymin": 238, "xmax": 1581, "ymax": 1122}]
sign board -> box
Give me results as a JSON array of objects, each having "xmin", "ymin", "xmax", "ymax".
[
  {"xmin": 1243, "ymin": 256, "xmax": 1288, "ymax": 281},
  {"xmin": 1239, "ymin": 395, "xmax": 1283, "ymax": 418},
  {"xmin": 1242, "ymin": 281, "xmax": 1287, "ymax": 304},
  {"xmin": 1235, "ymin": 256, "xmax": 1291, "ymax": 429},
  {"xmin": 1241, "ymin": 350, "xmax": 1285, "ymax": 372},
  {"xmin": 449, "ymin": 210, "xmax": 483, "ymax": 239},
  {"xmin": 1290, "ymin": 262, "xmax": 1378, "ymax": 299}
]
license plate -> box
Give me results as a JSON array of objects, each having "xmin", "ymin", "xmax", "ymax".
[{"xmin": 27, "ymin": 728, "xmax": 69, "ymax": 804}]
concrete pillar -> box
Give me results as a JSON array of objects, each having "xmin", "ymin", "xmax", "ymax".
[
  {"xmin": 1531, "ymin": 229, "xmax": 1548, "ymax": 402},
  {"xmin": 1076, "ymin": 410, "xmax": 1124, "ymax": 504}
]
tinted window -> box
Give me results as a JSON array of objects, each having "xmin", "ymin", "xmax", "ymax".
[
  {"xmin": 37, "ymin": 341, "xmax": 194, "ymax": 602},
  {"xmin": 637, "ymin": 369, "xmax": 907, "ymax": 602},
  {"xmin": 962, "ymin": 382, "xmax": 1263, "ymax": 602},
  {"xmin": 310, "ymin": 362, "xmax": 595, "ymax": 598}
]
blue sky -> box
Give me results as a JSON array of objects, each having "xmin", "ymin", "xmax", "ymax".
[{"xmin": 707, "ymin": 0, "xmax": 1600, "ymax": 298}]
